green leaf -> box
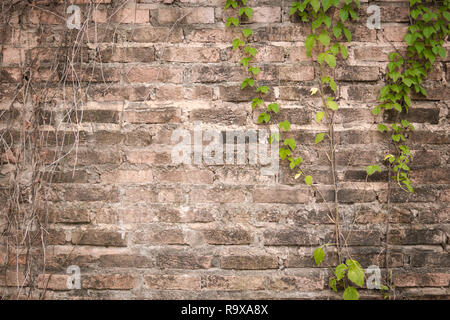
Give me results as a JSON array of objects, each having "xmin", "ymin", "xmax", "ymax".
[
  {"xmin": 251, "ymin": 97, "xmax": 263, "ymax": 108},
  {"xmin": 305, "ymin": 35, "xmax": 316, "ymax": 57},
  {"xmin": 245, "ymin": 46, "xmax": 258, "ymax": 57},
  {"xmin": 423, "ymin": 26, "xmax": 435, "ymax": 38},
  {"xmin": 318, "ymin": 32, "xmax": 331, "ymax": 47},
  {"xmin": 340, "ymin": 8, "xmax": 349, "ymax": 22},
  {"xmin": 324, "ymin": 54, "xmax": 336, "ymax": 68},
  {"xmin": 314, "ymin": 133, "xmax": 325, "ymax": 144},
  {"xmin": 239, "ymin": 7, "xmax": 253, "ymax": 19},
  {"xmin": 372, "ymin": 105, "xmax": 381, "ymax": 115},
  {"xmin": 305, "ymin": 175, "xmax": 313, "ymax": 186},
  {"xmin": 326, "ymin": 100, "xmax": 338, "ymax": 111},
  {"xmin": 313, "ymin": 247, "xmax": 325, "ymax": 266},
  {"xmin": 256, "ymin": 85, "xmax": 269, "ymax": 94},
  {"xmin": 241, "ymin": 77, "xmax": 254, "ymax": 89},
  {"xmin": 242, "ymin": 28, "xmax": 253, "ymax": 38},
  {"xmin": 366, "ymin": 165, "xmax": 381, "ymax": 176},
  {"xmin": 404, "ymin": 33, "xmax": 415, "ymax": 46},
  {"xmin": 322, "ymin": 0, "xmax": 334, "ymax": 12},
  {"xmin": 378, "ymin": 124, "xmax": 388, "ymax": 133},
  {"xmin": 333, "ymin": 25, "xmax": 342, "ymax": 39},
  {"xmin": 310, "ymin": 0, "xmax": 320, "ymax": 12},
  {"xmin": 284, "ymin": 138, "xmax": 296, "ymax": 150},
  {"xmin": 257, "ymin": 112, "xmax": 270, "ymax": 123},
  {"xmin": 315, "ymin": 111, "xmax": 325, "ymax": 123},
  {"xmin": 340, "ymin": 44, "xmax": 348, "ymax": 58},
  {"xmin": 279, "ymin": 147, "xmax": 291, "ymax": 160},
  {"xmin": 329, "ymin": 78, "xmax": 337, "ymax": 93},
  {"xmin": 343, "ymin": 286, "xmax": 359, "ymax": 300},
  {"xmin": 267, "ymin": 103, "xmax": 279, "ymax": 113},
  {"xmin": 225, "ymin": 17, "xmax": 239, "ymax": 28},
  {"xmin": 279, "ymin": 120, "xmax": 291, "ymax": 131},
  {"xmin": 329, "ymin": 278, "xmax": 337, "ymax": 292},
  {"xmin": 248, "ymin": 66, "xmax": 261, "ymax": 76},
  {"xmin": 343, "ymin": 27, "xmax": 352, "ymax": 42},
  {"xmin": 232, "ymin": 38, "xmax": 244, "ymax": 50},
  {"xmin": 334, "ymin": 264, "xmax": 348, "ymax": 280}
]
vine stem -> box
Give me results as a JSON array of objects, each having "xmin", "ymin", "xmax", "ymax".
[{"xmin": 318, "ymin": 59, "xmax": 341, "ymax": 265}]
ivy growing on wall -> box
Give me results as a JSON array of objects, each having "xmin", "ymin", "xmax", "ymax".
[{"xmin": 225, "ymin": 0, "xmax": 449, "ymax": 300}]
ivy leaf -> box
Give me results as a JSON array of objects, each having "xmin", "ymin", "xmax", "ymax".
[
  {"xmin": 241, "ymin": 77, "xmax": 254, "ymax": 89},
  {"xmin": 304, "ymin": 175, "xmax": 313, "ymax": 186},
  {"xmin": 314, "ymin": 133, "xmax": 325, "ymax": 144},
  {"xmin": 324, "ymin": 54, "xmax": 336, "ymax": 68},
  {"xmin": 366, "ymin": 165, "xmax": 381, "ymax": 176},
  {"xmin": 322, "ymin": 0, "xmax": 334, "ymax": 12},
  {"xmin": 333, "ymin": 25, "xmax": 342, "ymax": 39},
  {"xmin": 315, "ymin": 111, "xmax": 325, "ymax": 123},
  {"xmin": 310, "ymin": 0, "xmax": 321, "ymax": 12},
  {"xmin": 334, "ymin": 264, "xmax": 348, "ymax": 280},
  {"xmin": 239, "ymin": 7, "xmax": 253, "ymax": 19},
  {"xmin": 404, "ymin": 33, "xmax": 415, "ymax": 46},
  {"xmin": 305, "ymin": 34, "xmax": 316, "ymax": 57},
  {"xmin": 327, "ymin": 100, "xmax": 338, "ymax": 111},
  {"xmin": 248, "ymin": 66, "xmax": 261, "ymax": 76},
  {"xmin": 232, "ymin": 38, "xmax": 244, "ymax": 50},
  {"xmin": 329, "ymin": 278, "xmax": 337, "ymax": 292},
  {"xmin": 257, "ymin": 112, "xmax": 270, "ymax": 123},
  {"xmin": 267, "ymin": 103, "xmax": 279, "ymax": 113},
  {"xmin": 340, "ymin": 8, "xmax": 349, "ymax": 22},
  {"xmin": 279, "ymin": 120, "xmax": 291, "ymax": 131},
  {"xmin": 242, "ymin": 28, "xmax": 253, "ymax": 38},
  {"xmin": 343, "ymin": 286, "xmax": 359, "ymax": 300},
  {"xmin": 423, "ymin": 26, "xmax": 435, "ymax": 38},
  {"xmin": 225, "ymin": 16, "xmax": 239, "ymax": 28},
  {"xmin": 245, "ymin": 46, "xmax": 258, "ymax": 57},
  {"xmin": 279, "ymin": 147, "xmax": 291, "ymax": 160},
  {"xmin": 313, "ymin": 247, "xmax": 325, "ymax": 266},
  {"xmin": 284, "ymin": 138, "xmax": 296, "ymax": 150},
  {"xmin": 345, "ymin": 259, "xmax": 364, "ymax": 287},
  {"xmin": 378, "ymin": 124, "xmax": 388, "ymax": 133},
  {"xmin": 318, "ymin": 32, "xmax": 331, "ymax": 47},
  {"xmin": 340, "ymin": 44, "xmax": 348, "ymax": 58},
  {"xmin": 343, "ymin": 27, "xmax": 352, "ymax": 42},
  {"xmin": 251, "ymin": 97, "xmax": 263, "ymax": 108},
  {"xmin": 256, "ymin": 85, "xmax": 269, "ymax": 94},
  {"xmin": 240, "ymin": 57, "xmax": 252, "ymax": 67}
]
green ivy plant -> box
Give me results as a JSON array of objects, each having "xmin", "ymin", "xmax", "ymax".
[{"xmin": 372, "ymin": 0, "xmax": 449, "ymax": 193}]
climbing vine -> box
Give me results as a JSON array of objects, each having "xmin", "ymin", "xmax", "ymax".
[{"xmin": 372, "ymin": 0, "xmax": 449, "ymax": 193}]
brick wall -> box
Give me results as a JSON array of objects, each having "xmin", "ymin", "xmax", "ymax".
[{"xmin": 0, "ymin": 0, "xmax": 449, "ymax": 299}]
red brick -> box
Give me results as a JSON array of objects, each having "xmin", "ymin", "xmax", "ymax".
[
  {"xmin": 82, "ymin": 274, "xmax": 137, "ymax": 290},
  {"xmin": 145, "ymin": 274, "xmax": 201, "ymax": 290},
  {"xmin": 162, "ymin": 47, "xmax": 221, "ymax": 63},
  {"xmin": 124, "ymin": 108, "xmax": 181, "ymax": 123},
  {"xmin": 125, "ymin": 66, "xmax": 183, "ymax": 83},
  {"xmin": 205, "ymin": 275, "xmax": 265, "ymax": 290},
  {"xmin": 101, "ymin": 169, "xmax": 153, "ymax": 184}
]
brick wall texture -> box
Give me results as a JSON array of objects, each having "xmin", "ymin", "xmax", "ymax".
[{"xmin": 0, "ymin": 0, "xmax": 449, "ymax": 299}]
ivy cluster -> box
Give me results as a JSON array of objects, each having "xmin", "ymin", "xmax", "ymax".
[{"xmin": 372, "ymin": 0, "xmax": 449, "ymax": 193}]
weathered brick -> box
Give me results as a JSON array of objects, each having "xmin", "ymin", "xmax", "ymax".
[
  {"xmin": 101, "ymin": 169, "xmax": 153, "ymax": 184},
  {"xmin": 145, "ymin": 274, "xmax": 201, "ymax": 290},
  {"xmin": 157, "ymin": 169, "xmax": 213, "ymax": 184},
  {"xmin": 125, "ymin": 66, "xmax": 183, "ymax": 83},
  {"xmin": 205, "ymin": 275, "xmax": 265, "ymax": 290},
  {"xmin": 162, "ymin": 47, "xmax": 221, "ymax": 63},
  {"xmin": 134, "ymin": 226, "xmax": 185, "ymax": 245},
  {"xmin": 279, "ymin": 65, "xmax": 315, "ymax": 81},
  {"xmin": 253, "ymin": 187, "xmax": 310, "ymax": 204},
  {"xmin": 82, "ymin": 274, "xmax": 137, "ymax": 290},
  {"xmin": 124, "ymin": 108, "xmax": 181, "ymax": 123},
  {"xmin": 201, "ymin": 228, "xmax": 252, "ymax": 245},
  {"xmin": 220, "ymin": 255, "xmax": 278, "ymax": 270},
  {"xmin": 72, "ymin": 230, "xmax": 127, "ymax": 247}
]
